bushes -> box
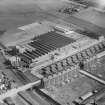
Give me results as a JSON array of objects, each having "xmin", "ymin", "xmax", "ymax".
[
  {"xmin": 4, "ymin": 60, "xmax": 11, "ymax": 66},
  {"xmin": 7, "ymin": 47, "xmax": 19, "ymax": 56}
]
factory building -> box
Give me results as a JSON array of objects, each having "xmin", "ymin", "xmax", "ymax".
[
  {"xmin": 4, "ymin": 23, "xmax": 105, "ymax": 90},
  {"xmin": 15, "ymin": 30, "xmax": 75, "ymax": 68},
  {"xmin": 42, "ymin": 40, "xmax": 105, "ymax": 88},
  {"xmin": 41, "ymin": 41, "xmax": 105, "ymax": 89}
]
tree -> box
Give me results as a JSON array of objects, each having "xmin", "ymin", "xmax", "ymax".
[
  {"xmin": 79, "ymin": 61, "xmax": 84, "ymax": 69},
  {"xmin": 0, "ymin": 29, "xmax": 6, "ymax": 36},
  {"xmin": 7, "ymin": 47, "xmax": 19, "ymax": 56},
  {"xmin": 4, "ymin": 60, "xmax": 11, "ymax": 66}
]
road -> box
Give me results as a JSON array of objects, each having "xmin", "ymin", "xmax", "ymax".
[
  {"xmin": 79, "ymin": 70, "xmax": 105, "ymax": 85},
  {"xmin": 0, "ymin": 80, "xmax": 40, "ymax": 101}
]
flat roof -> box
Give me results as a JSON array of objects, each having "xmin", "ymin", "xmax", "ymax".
[{"xmin": 19, "ymin": 31, "xmax": 75, "ymax": 62}]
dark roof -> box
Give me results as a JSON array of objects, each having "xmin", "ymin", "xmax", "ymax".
[
  {"xmin": 28, "ymin": 31, "xmax": 75, "ymax": 58},
  {"xmin": 19, "ymin": 31, "xmax": 75, "ymax": 62}
]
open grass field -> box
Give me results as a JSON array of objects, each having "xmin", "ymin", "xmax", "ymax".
[{"xmin": 0, "ymin": 0, "xmax": 65, "ymax": 30}]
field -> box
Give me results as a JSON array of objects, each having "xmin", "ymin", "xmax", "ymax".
[{"xmin": 0, "ymin": 0, "xmax": 65, "ymax": 30}]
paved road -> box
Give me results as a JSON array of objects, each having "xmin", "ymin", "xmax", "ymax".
[{"xmin": 79, "ymin": 70, "xmax": 105, "ymax": 85}]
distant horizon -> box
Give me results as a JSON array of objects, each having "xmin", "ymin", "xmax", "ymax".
[{"xmin": 0, "ymin": 0, "xmax": 62, "ymax": 12}]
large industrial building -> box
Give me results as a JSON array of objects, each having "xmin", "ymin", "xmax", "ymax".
[{"xmin": 3, "ymin": 22, "xmax": 105, "ymax": 92}]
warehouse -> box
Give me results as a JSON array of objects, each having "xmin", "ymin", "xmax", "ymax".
[
  {"xmin": 17, "ymin": 30, "xmax": 75, "ymax": 68},
  {"xmin": 37, "ymin": 39, "xmax": 105, "ymax": 89},
  {"xmin": 3, "ymin": 23, "xmax": 105, "ymax": 90}
]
